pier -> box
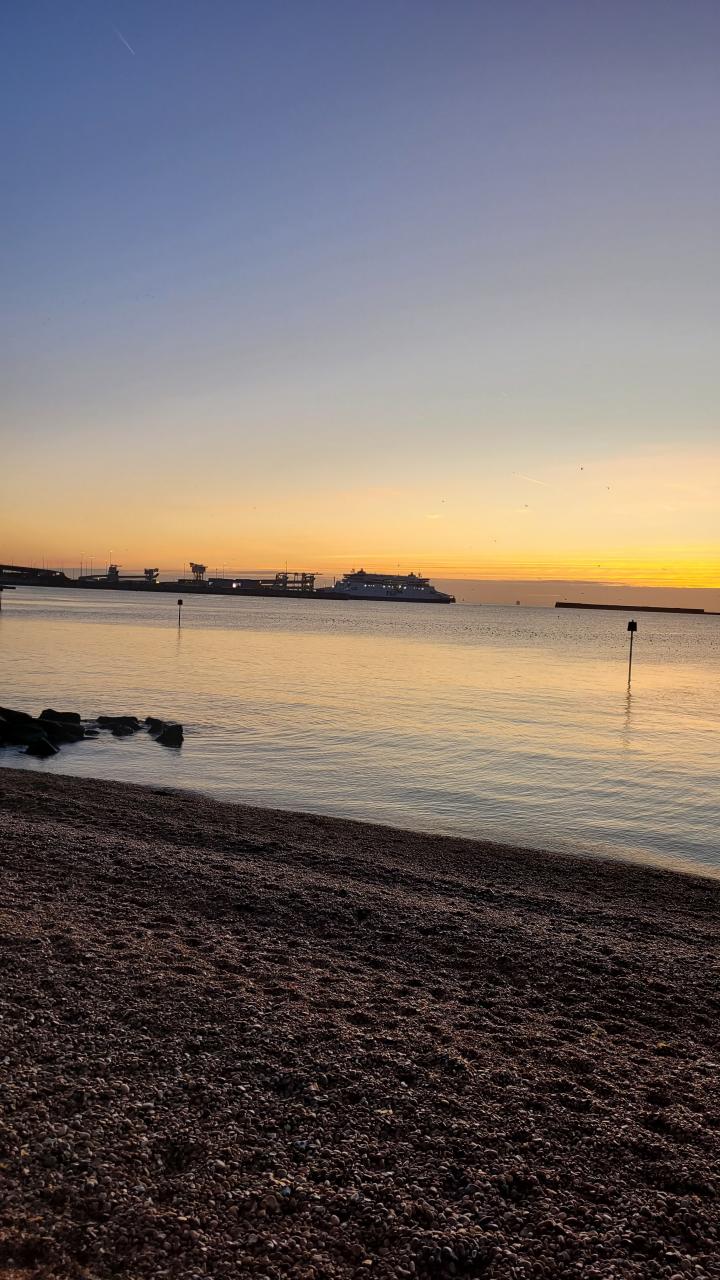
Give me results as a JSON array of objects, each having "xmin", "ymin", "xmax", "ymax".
[{"xmin": 0, "ymin": 563, "xmax": 317, "ymax": 600}]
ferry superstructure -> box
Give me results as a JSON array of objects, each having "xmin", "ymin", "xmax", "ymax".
[{"xmin": 316, "ymin": 569, "xmax": 455, "ymax": 603}]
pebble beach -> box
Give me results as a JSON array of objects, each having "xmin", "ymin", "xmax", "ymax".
[{"xmin": 0, "ymin": 768, "xmax": 718, "ymax": 1278}]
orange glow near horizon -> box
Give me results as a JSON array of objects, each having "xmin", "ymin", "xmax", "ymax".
[
  {"xmin": 3, "ymin": 448, "xmax": 718, "ymax": 593},
  {"xmin": 2, "ymin": 549, "xmax": 718, "ymax": 592}
]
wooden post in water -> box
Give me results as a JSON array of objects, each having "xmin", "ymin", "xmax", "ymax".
[
  {"xmin": 627, "ymin": 619, "xmax": 637, "ymax": 684},
  {"xmin": 177, "ymin": 598, "xmax": 183, "ymax": 628}
]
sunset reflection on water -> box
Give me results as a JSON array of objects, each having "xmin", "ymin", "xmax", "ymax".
[{"xmin": 2, "ymin": 589, "xmax": 719, "ymax": 875}]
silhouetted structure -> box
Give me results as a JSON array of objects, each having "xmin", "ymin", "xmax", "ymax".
[
  {"xmin": 0, "ymin": 564, "xmax": 71, "ymax": 586},
  {"xmin": 77, "ymin": 565, "xmax": 158, "ymax": 587},
  {"xmin": 555, "ymin": 602, "xmax": 708, "ymax": 615}
]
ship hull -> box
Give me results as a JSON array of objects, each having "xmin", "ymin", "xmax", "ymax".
[{"xmin": 316, "ymin": 590, "xmax": 455, "ymax": 603}]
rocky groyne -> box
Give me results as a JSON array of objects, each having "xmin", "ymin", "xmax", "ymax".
[{"xmin": 0, "ymin": 706, "xmax": 184, "ymax": 758}]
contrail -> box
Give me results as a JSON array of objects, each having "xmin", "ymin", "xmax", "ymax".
[
  {"xmin": 113, "ymin": 26, "xmax": 136, "ymax": 55},
  {"xmin": 515, "ymin": 473, "xmax": 550, "ymax": 487}
]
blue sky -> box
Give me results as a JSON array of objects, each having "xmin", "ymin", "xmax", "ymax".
[{"xmin": 2, "ymin": 1, "xmax": 718, "ymax": 584}]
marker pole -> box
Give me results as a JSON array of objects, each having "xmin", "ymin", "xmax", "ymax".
[
  {"xmin": 627, "ymin": 619, "xmax": 637, "ymax": 684},
  {"xmin": 177, "ymin": 598, "xmax": 183, "ymax": 628}
]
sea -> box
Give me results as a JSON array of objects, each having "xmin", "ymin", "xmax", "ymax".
[{"xmin": 1, "ymin": 587, "xmax": 719, "ymax": 876}]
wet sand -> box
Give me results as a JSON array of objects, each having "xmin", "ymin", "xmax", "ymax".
[{"xmin": 0, "ymin": 768, "xmax": 718, "ymax": 1278}]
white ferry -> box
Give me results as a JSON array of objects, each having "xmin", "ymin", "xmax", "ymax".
[{"xmin": 316, "ymin": 569, "xmax": 455, "ymax": 604}]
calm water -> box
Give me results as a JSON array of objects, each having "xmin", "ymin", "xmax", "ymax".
[{"xmin": 1, "ymin": 588, "xmax": 719, "ymax": 875}]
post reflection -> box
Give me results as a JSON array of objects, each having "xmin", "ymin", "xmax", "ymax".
[{"xmin": 621, "ymin": 686, "xmax": 634, "ymax": 750}]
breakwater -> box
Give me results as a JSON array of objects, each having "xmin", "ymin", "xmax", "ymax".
[{"xmin": 555, "ymin": 601, "xmax": 719, "ymax": 615}]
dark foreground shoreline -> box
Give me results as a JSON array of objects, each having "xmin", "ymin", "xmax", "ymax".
[{"xmin": 1, "ymin": 770, "xmax": 718, "ymax": 1278}]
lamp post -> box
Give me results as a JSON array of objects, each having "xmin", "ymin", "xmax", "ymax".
[{"xmin": 627, "ymin": 619, "xmax": 637, "ymax": 684}]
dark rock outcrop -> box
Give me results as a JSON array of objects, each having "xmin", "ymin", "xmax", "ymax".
[
  {"xmin": 0, "ymin": 721, "xmax": 25, "ymax": 747},
  {"xmin": 39, "ymin": 719, "xmax": 85, "ymax": 744},
  {"xmin": 146, "ymin": 717, "xmax": 184, "ymax": 746},
  {"xmin": 0, "ymin": 720, "xmax": 47, "ymax": 747},
  {"xmin": 1, "ymin": 714, "xmax": 84, "ymax": 747},
  {"xmin": 0, "ymin": 706, "xmax": 34, "ymax": 726},
  {"xmin": 97, "ymin": 715, "xmax": 142, "ymax": 733},
  {"xmin": 1, "ymin": 708, "xmax": 185, "ymax": 754},
  {"xmin": 24, "ymin": 737, "xmax": 59, "ymax": 758},
  {"xmin": 156, "ymin": 723, "xmax": 184, "ymax": 748}
]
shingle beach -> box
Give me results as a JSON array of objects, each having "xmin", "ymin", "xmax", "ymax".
[{"xmin": 0, "ymin": 769, "xmax": 718, "ymax": 1278}]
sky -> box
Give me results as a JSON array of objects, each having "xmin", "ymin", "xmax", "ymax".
[{"xmin": 1, "ymin": 0, "xmax": 718, "ymax": 595}]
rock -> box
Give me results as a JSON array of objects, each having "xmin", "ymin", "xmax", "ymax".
[
  {"xmin": 0, "ymin": 720, "xmax": 28, "ymax": 746},
  {"xmin": 0, "ymin": 720, "xmax": 51, "ymax": 747},
  {"xmin": 38, "ymin": 719, "xmax": 85, "ymax": 744},
  {"xmin": 146, "ymin": 718, "xmax": 184, "ymax": 745},
  {"xmin": 0, "ymin": 706, "xmax": 34, "ymax": 725},
  {"xmin": 156, "ymin": 723, "xmax": 184, "ymax": 748},
  {"xmin": 112, "ymin": 724, "xmax": 136, "ymax": 737},
  {"xmin": 25, "ymin": 737, "xmax": 58, "ymax": 758},
  {"xmin": 40, "ymin": 709, "xmax": 82, "ymax": 724},
  {"xmin": 97, "ymin": 715, "xmax": 142, "ymax": 732}
]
